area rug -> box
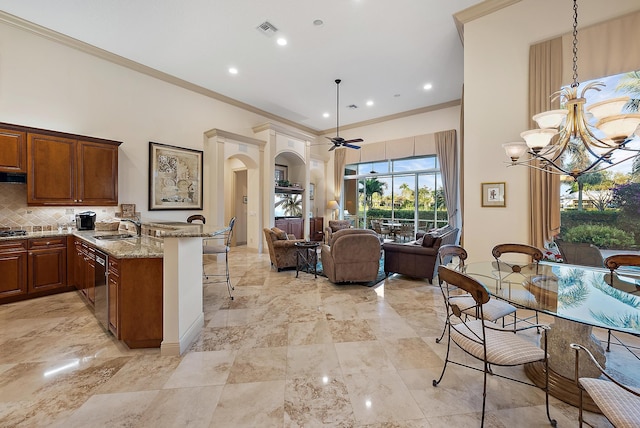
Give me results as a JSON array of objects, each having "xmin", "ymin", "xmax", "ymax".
[{"xmin": 315, "ymin": 257, "xmax": 386, "ymax": 287}]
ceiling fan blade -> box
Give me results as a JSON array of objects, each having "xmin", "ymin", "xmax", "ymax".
[
  {"xmin": 344, "ymin": 143, "xmax": 361, "ymax": 150},
  {"xmin": 344, "ymin": 138, "xmax": 363, "ymax": 144},
  {"xmin": 328, "ymin": 145, "xmax": 337, "ymax": 151}
]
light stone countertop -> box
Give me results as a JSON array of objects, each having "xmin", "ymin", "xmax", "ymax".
[{"xmin": 0, "ymin": 222, "xmax": 228, "ymax": 259}]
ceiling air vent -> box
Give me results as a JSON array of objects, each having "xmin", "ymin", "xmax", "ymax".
[
  {"xmin": 256, "ymin": 21, "xmax": 278, "ymax": 37},
  {"xmin": 347, "ymin": 104, "xmax": 358, "ymax": 109}
]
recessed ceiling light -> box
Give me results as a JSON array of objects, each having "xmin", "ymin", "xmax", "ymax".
[
  {"xmin": 313, "ymin": 19, "xmax": 324, "ymax": 26},
  {"xmin": 323, "ymin": 112, "xmax": 330, "ymax": 118},
  {"xmin": 423, "ymin": 83, "xmax": 433, "ymax": 90},
  {"xmin": 277, "ymin": 37, "xmax": 287, "ymax": 46},
  {"xmin": 228, "ymin": 67, "xmax": 238, "ymax": 75},
  {"xmin": 366, "ymin": 100, "xmax": 374, "ymax": 107}
]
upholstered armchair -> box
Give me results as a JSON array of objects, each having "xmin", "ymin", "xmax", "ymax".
[
  {"xmin": 321, "ymin": 228, "xmax": 381, "ymax": 283},
  {"xmin": 263, "ymin": 227, "xmax": 305, "ymax": 271},
  {"xmin": 324, "ymin": 220, "xmax": 352, "ymax": 244}
]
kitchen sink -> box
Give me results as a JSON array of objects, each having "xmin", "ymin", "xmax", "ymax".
[{"xmin": 94, "ymin": 233, "xmax": 137, "ymax": 241}]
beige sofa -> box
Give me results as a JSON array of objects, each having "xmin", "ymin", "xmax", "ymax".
[
  {"xmin": 321, "ymin": 228, "xmax": 381, "ymax": 283},
  {"xmin": 263, "ymin": 227, "xmax": 305, "ymax": 271}
]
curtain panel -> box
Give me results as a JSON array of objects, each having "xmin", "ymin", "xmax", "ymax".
[
  {"xmin": 435, "ymin": 130, "xmax": 458, "ymax": 229},
  {"xmin": 333, "ymin": 148, "xmax": 347, "ymax": 204},
  {"xmin": 528, "ymin": 37, "xmax": 562, "ymax": 249}
]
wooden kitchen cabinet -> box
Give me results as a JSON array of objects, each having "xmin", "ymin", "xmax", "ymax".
[
  {"xmin": 109, "ymin": 255, "xmax": 163, "ymax": 348},
  {"xmin": 309, "ymin": 217, "xmax": 324, "ymax": 242},
  {"xmin": 274, "ymin": 217, "xmax": 304, "ymax": 239},
  {"xmin": 0, "ymin": 239, "xmax": 28, "ymax": 300},
  {"xmin": 107, "ymin": 257, "xmax": 120, "ymax": 337},
  {"xmin": 28, "ymin": 237, "xmax": 67, "ymax": 293},
  {"xmin": 0, "ymin": 127, "xmax": 27, "ymax": 173},
  {"xmin": 26, "ymin": 132, "xmax": 120, "ymax": 206}
]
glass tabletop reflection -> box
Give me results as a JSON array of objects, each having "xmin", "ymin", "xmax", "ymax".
[{"xmin": 463, "ymin": 261, "xmax": 640, "ymax": 336}]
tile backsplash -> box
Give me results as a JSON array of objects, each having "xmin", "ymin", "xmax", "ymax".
[{"xmin": 0, "ymin": 183, "xmax": 118, "ymax": 231}]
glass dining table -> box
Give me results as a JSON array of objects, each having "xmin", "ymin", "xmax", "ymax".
[{"xmin": 463, "ymin": 260, "xmax": 640, "ymax": 411}]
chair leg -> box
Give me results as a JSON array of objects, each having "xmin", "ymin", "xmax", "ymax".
[
  {"xmin": 481, "ymin": 361, "xmax": 488, "ymax": 428},
  {"xmin": 606, "ymin": 329, "xmax": 612, "ymax": 352},
  {"xmin": 435, "ymin": 318, "xmax": 448, "ymax": 344},
  {"xmin": 225, "ymin": 252, "xmax": 234, "ymax": 300},
  {"xmin": 543, "ymin": 332, "xmax": 558, "ymax": 427},
  {"xmin": 432, "ymin": 324, "xmax": 452, "ymax": 387}
]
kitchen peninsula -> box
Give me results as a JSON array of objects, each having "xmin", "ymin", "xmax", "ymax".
[{"xmin": 0, "ymin": 221, "xmax": 228, "ymax": 356}]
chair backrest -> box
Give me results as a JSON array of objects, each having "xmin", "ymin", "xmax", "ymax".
[
  {"xmin": 438, "ymin": 265, "xmax": 490, "ymax": 308},
  {"xmin": 370, "ymin": 219, "xmax": 381, "ymax": 233},
  {"xmin": 604, "ymin": 254, "xmax": 640, "ymax": 287},
  {"xmin": 555, "ymin": 239, "xmax": 604, "ymax": 267},
  {"xmin": 492, "ymin": 243, "xmax": 543, "ymax": 262},
  {"xmin": 492, "ymin": 243, "xmax": 543, "ymax": 280},
  {"xmin": 225, "ymin": 217, "xmax": 236, "ymax": 246},
  {"xmin": 187, "ymin": 214, "xmax": 206, "ymax": 224},
  {"xmin": 328, "ymin": 220, "xmax": 351, "ymax": 232},
  {"xmin": 438, "ymin": 244, "xmax": 468, "ymax": 270}
]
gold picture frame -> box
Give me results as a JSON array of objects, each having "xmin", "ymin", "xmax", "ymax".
[
  {"xmin": 149, "ymin": 142, "xmax": 203, "ymax": 210},
  {"xmin": 481, "ymin": 182, "xmax": 506, "ymax": 207}
]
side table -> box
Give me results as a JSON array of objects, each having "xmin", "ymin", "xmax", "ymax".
[{"xmin": 294, "ymin": 241, "xmax": 320, "ymax": 278}]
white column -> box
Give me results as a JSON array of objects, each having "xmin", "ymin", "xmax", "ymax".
[{"xmin": 160, "ymin": 236, "xmax": 204, "ymax": 356}]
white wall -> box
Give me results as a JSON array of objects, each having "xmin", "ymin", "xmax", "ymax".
[
  {"xmin": 463, "ymin": 0, "xmax": 640, "ymax": 262},
  {"xmin": 0, "ymin": 20, "xmax": 272, "ymax": 223}
]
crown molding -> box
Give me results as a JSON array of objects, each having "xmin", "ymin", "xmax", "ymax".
[
  {"xmin": 204, "ymin": 129, "xmax": 266, "ymax": 146},
  {"xmin": 319, "ymin": 99, "xmax": 461, "ymax": 135},
  {"xmin": 453, "ymin": 0, "xmax": 521, "ymax": 44},
  {"xmin": 0, "ymin": 11, "xmax": 320, "ymax": 136},
  {"xmin": 252, "ymin": 122, "xmax": 317, "ymax": 142}
]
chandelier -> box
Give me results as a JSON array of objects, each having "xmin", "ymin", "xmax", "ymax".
[{"xmin": 503, "ymin": 0, "xmax": 640, "ymax": 180}]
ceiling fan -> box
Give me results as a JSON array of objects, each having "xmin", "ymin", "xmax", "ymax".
[{"xmin": 327, "ymin": 79, "xmax": 363, "ymax": 151}]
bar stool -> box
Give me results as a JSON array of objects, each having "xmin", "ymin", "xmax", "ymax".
[{"xmin": 202, "ymin": 217, "xmax": 235, "ymax": 300}]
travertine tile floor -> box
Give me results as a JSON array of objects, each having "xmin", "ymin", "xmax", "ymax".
[{"xmin": 1, "ymin": 246, "xmax": 636, "ymax": 427}]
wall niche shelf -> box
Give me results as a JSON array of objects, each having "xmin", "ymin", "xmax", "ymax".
[{"xmin": 275, "ymin": 186, "xmax": 304, "ymax": 194}]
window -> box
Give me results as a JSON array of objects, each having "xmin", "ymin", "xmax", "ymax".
[
  {"xmin": 558, "ymin": 70, "xmax": 640, "ymax": 257},
  {"xmin": 343, "ymin": 156, "xmax": 447, "ymax": 239}
]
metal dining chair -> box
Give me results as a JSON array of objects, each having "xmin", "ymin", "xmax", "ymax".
[
  {"xmin": 491, "ymin": 243, "xmax": 544, "ymax": 329},
  {"xmin": 435, "ymin": 245, "xmax": 517, "ymax": 343},
  {"xmin": 571, "ymin": 343, "xmax": 640, "ymax": 427},
  {"xmin": 201, "ymin": 216, "xmax": 235, "ymax": 300},
  {"xmin": 602, "ymin": 254, "xmax": 640, "ymax": 357},
  {"xmin": 433, "ymin": 266, "xmax": 556, "ymax": 428}
]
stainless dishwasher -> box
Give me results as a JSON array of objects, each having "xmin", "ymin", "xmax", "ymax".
[{"xmin": 94, "ymin": 250, "xmax": 109, "ymax": 332}]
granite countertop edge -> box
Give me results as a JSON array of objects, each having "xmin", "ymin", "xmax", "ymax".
[{"xmin": 0, "ymin": 230, "xmax": 163, "ymax": 259}]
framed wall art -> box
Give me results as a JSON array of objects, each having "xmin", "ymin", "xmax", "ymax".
[
  {"xmin": 481, "ymin": 182, "xmax": 506, "ymax": 207},
  {"xmin": 149, "ymin": 142, "xmax": 203, "ymax": 210},
  {"xmin": 309, "ymin": 183, "xmax": 315, "ymax": 200},
  {"xmin": 275, "ymin": 164, "xmax": 288, "ymax": 185}
]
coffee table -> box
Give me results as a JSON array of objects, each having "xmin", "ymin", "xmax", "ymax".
[{"xmin": 294, "ymin": 241, "xmax": 320, "ymax": 278}]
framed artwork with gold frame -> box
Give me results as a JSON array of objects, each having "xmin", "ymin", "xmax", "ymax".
[{"xmin": 481, "ymin": 182, "xmax": 505, "ymax": 207}]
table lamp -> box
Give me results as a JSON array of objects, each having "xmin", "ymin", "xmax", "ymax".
[{"xmin": 327, "ymin": 200, "xmax": 339, "ymax": 220}]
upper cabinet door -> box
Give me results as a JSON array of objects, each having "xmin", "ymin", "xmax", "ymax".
[
  {"xmin": 0, "ymin": 128, "xmax": 27, "ymax": 173},
  {"xmin": 27, "ymin": 133, "xmax": 76, "ymax": 205},
  {"xmin": 77, "ymin": 140, "xmax": 118, "ymax": 205}
]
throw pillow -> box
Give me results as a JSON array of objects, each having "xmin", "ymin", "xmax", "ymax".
[
  {"xmin": 421, "ymin": 234, "xmax": 436, "ymax": 247},
  {"xmin": 415, "ymin": 237, "xmax": 424, "ymax": 246},
  {"xmin": 272, "ymin": 227, "xmax": 288, "ymax": 240}
]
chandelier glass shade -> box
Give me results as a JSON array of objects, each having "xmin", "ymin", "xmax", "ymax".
[{"xmin": 504, "ymin": 0, "xmax": 640, "ymax": 180}]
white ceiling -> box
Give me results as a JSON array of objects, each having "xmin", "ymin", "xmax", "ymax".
[{"xmin": 0, "ymin": 0, "xmax": 486, "ymax": 133}]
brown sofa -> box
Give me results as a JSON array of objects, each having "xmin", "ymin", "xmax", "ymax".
[
  {"xmin": 321, "ymin": 228, "xmax": 381, "ymax": 283},
  {"xmin": 263, "ymin": 227, "xmax": 305, "ymax": 271},
  {"xmin": 383, "ymin": 226, "xmax": 459, "ymax": 283}
]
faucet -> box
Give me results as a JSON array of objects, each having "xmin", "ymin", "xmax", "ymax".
[{"xmin": 121, "ymin": 218, "xmax": 142, "ymax": 236}]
